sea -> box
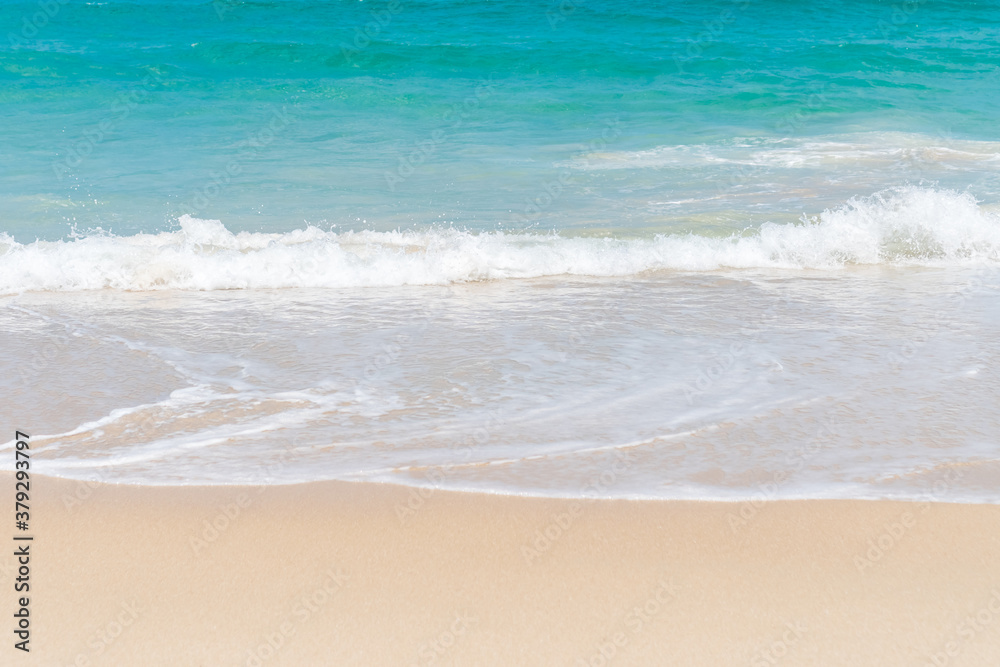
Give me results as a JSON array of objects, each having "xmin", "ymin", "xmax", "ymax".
[{"xmin": 2, "ymin": 0, "xmax": 999, "ymax": 502}]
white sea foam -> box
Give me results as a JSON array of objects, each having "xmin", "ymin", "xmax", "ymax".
[
  {"xmin": 2, "ymin": 259, "xmax": 999, "ymax": 499},
  {"xmin": 565, "ymin": 132, "xmax": 1000, "ymax": 170},
  {"xmin": 1, "ymin": 187, "xmax": 999, "ymax": 293}
]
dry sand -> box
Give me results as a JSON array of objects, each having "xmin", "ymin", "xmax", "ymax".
[{"xmin": 3, "ymin": 473, "xmax": 1000, "ymax": 665}]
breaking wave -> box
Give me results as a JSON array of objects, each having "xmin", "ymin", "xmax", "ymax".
[{"xmin": 2, "ymin": 187, "xmax": 999, "ymax": 293}]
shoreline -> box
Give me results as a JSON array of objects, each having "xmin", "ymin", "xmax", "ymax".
[{"xmin": 5, "ymin": 473, "xmax": 1000, "ymax": 665}]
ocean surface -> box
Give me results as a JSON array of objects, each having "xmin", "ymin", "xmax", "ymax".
[{"xmin": 2, "ymin": 0, "xmax": 1000, "ymax": 501}]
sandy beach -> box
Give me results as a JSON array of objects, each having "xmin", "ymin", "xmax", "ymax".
[
  {"xmin": 5, "ymin": 0, "xmax": 1000, "ymax": 664},
  {"xmin": 1, "ymin": 473, "xmax": 997, "ymax": 665}
]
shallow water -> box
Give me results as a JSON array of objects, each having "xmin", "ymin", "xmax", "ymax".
[
  {"xmin": 2, "ymin": 0, "xmax": 999, "ymax": 500},
  {"xmin": 3, "ymin": 263, "xmax": 999, "ymax": 501}
]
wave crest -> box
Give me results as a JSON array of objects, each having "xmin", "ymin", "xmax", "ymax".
[{"xmin": 1, "ymin": 187, "xmax": 998, "ymax": 292}]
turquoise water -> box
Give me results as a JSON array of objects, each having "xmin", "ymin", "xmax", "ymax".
[
  {"xmin": 3, "ymin": 1, "xmax": 1000, "ymax": 498},
  {"xmin": 3, "ymin": 0, "xmax": 1000, "ymax": 241}
]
